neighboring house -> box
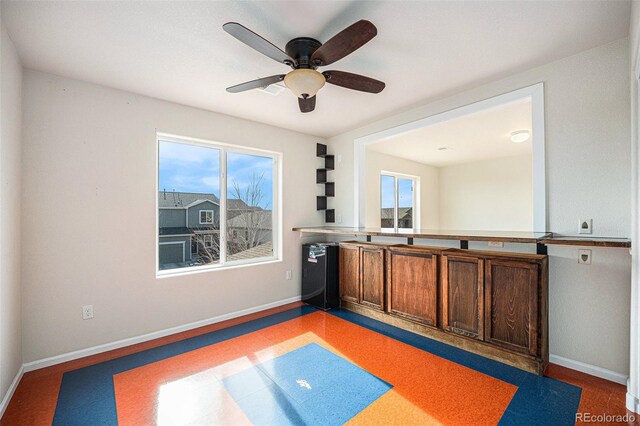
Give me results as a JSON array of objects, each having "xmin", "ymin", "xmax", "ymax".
[
  {"xmin": 226, "ymin": 210, "xmax": 273, "ymax": 256},
  {"xmin": 380, "ymin": 207, "xmax": 413, "ymax": 229},
  {"xmin": 158, "ymin": 191, "xmax": 269, "ymax": 268},
  {"xmin": 158, "ymin": 191, "xmax": 222, "ymax": 268}
]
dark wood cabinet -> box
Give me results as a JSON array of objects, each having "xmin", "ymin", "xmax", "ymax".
[
  {"xmin": 386, "ymin": 246, "xmax": 439, "ymax": 326},
  {"xmin": 337, "ymin": 242, "xmax": 548, "ymax": 375},
  {"xmin": 360, "ymin": 246, "xmax": 385, "ymax": 310},
  {"xmin": 484, "ymin": 258, "xmax": 540, "ymax": 355},
  {"xmin": 339, "ymin": 243, "xmax": 360, "ymax": 303},
  {"xmin": 339, "ymin": 242, "xmax": 387, "ymax": 310},
  {"xmin": 442, "ymin": 254, "xmax": 484, "ymax": 340}
]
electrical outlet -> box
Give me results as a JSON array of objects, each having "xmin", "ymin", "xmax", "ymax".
[
  {"xmin": 285, "ymin": 270, "xmax": 292, "ymax": 280},
  {"xmin": 488, "ymin": 242, "xmax": 504, "ymax": 248},
  {"xmin": 578, "ymin": 249, "xmax": 592, "ymax": 265},
  {"xmin": 579, "ymin": 219, "xmax": 592, "ymax": 234},
  {"xmin": 337, "ymin": 214, "xmax": 342, "ymax": 224},
  {"xmin": 82, "ymin": 304, "xmax": 94, "ymax": 320}
]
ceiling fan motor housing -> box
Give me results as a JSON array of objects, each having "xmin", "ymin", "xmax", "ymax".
[{"xmin": 285, "ymin": 37, "xmax": 322, "ymax": 68}]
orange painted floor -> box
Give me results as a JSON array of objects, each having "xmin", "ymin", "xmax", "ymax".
[
  {"xmin": 546, "ymin": 364, "xmax": 639, "ymax": 425},
  {"xmin": 0, "ymin": 303, "xmax": 637, "ymax": 425}
]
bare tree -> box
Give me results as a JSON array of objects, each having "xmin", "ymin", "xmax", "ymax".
[
  {"xmin": 227, "ymin": 172, "xmax": 271, "ymax": 255},
  {"xmin": 190, "ymin": 223, "xmax": 221, "ymax": 264},
  {"xmin": 188, "ymin": 173, "xmax": 271, "ymax": 263}
]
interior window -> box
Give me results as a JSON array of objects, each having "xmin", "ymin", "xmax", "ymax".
[{"xmin": 380, "ymin": 173, "xmax": 417, "ymax": 230}]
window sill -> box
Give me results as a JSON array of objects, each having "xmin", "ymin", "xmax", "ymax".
[{"xmin": 156, "ymin": 256, "xmax": 282, "ymax": 279}]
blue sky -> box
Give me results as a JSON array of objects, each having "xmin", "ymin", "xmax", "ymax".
[
  {"xmin": 381, "ymin": 175, "xmax": 413, "ymax": 209},
  {"xmin": 159, "ymin": 141, "xmax": 273, "ymax": 209}
]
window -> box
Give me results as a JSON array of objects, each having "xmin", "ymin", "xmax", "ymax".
[
  {"xmin": 204, "ymin": 234, "xmax": 214, "ymax": 248},
  {"xmin": 380, "ymin": 172, "xmax": 418, "ymax": 230},
  {"xmin": 199, "ymin": 210, "xmax": 214, "ymax": 224},
  {"xmin": 157, "ymin": 135, "xmax": 280, "ymax": 274}
]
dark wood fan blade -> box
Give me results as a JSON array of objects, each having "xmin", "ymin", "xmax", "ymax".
[
  {"xmin": 226, "ymin": 75, "xmax": 286, "ymax": 93},
  {"xmin": 323, "ymin": 71, "xmax": 385, "ymax": 93},
  {"xmin": 223, "ymin": 22, "xmax": 294, "ymax": 65},
  {"xmin": 298, "ymin": 96, "xmax": 316, "ymax": 113},
  {"xmin": 311, "ymin": 20, "xmax": 377, "ymax": 66}
]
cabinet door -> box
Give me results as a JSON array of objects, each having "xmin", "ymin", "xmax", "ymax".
[
  {"xmin": 484, "ymin": 259, "xmax": 539, "ymax": 355},
  {"xmin": 339, "ymin": 244, "xmax": 360, "ymax": 303},
  {"xmin": 442, "ymin": 255, "xmax": 484, "ymax": 340},
  {"xmin": 360, "ymin": 247, "xmax": 385, "ymax": 310},
  {"xmin": 387, "ymin": 249, "xmax": 438, "ymax": 326}
]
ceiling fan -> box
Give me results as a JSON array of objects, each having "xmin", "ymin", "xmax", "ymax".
[{"xmin": 223, "ymin": 20, "xmax": 385, "ymax": 113}]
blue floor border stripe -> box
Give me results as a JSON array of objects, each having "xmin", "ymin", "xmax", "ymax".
[
  {"xmin": 53, "ymin": 305, "xmax": 316, "ymax": 426},
  {"xmin": 327, "ymin": 308, "xmax": 581, "ymax": 426},
  {"xmin": 52, "ymin": 305, "xmax": 581, "ymax": 425}
]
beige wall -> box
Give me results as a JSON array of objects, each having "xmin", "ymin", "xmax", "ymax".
[
  {"xmin": 21, "ymin": 70, "xmax": 323, "ymax": 363},
  {"xmin": 364, "ymin": 150, "xmax": 532, "ymax": 231},
  {"xmin": 328, "ymin": 38, "xmax": 631, "ymax": 375},
  {"xmin": 438, "ymin": 155, "xmax": 533, "ymax": 231},
  {"xmin": 364, "ymin": 149, "xmax": 439, "ymax": 228},
  {"xmin": 0, "ymin": 18, "xmax": 23, "ymax": 405}
]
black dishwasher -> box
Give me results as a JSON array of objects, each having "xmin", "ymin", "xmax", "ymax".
[{"xmin": 302, "ymin": 243, "xmax": 339, "ymax": 310}]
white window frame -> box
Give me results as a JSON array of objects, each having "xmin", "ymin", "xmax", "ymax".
[
  {"xmin": 199, "ymin": 210, "xmax": 214, "ymax": 225},
  {"xmin": 380, "ymin": 171, "xmax": 419, "ymax": 230},
  {"xmin": 156, "ymin": 133, "xmax": 282, "ymax": 277}
]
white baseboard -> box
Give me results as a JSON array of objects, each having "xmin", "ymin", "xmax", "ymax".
[
  {"xmin": 23, "ymin": 296, "xmax": 301, "ymax": 373},
  {"xmin": 550, "ymin": 353, "xmax": 628, "ymax": 385},
  {"xmin": 0, "ymin": 365, "xmax": 24, "ymax": 419}
]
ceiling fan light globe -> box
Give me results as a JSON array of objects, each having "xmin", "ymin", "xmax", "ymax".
[{"xmin": 284, "ymin": 69, "xmax": 326, "ymax": 98}]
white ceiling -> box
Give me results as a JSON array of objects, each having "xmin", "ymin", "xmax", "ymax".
[
  {"xmin": 368, "ymin": 98, "xmax": 532, "ymax": 167},
  {"xmin": 2, "ymin": 1, "xmax": 631, "ymax": 138}
]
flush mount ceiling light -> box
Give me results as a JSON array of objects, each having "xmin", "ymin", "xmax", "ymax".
[
  {"xmin": 510, "ymin": 130, "xmax": 531, "ymax": 143},
  {"xmin": 284, "ymin": 69, "xmax": 326, "ymax": 99}
]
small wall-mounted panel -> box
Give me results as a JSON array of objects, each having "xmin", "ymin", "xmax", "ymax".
[
  {"xmin": 317, "ymin": 196, "xmax": 327, "ymax": 210},
  {"xmin": 326, "ymin": 209, "xmax": 335, "ymax": 223},
  {"xmin": 325, "ymin": 182, "xmax": 335, "ymax": 197}
]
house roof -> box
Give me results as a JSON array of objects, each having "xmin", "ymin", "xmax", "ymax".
[
  {"xmin": 158, "ymin": 191, "xmax": 249, "ymax": 210},
  {"xmin": 227, "ymin": 210, "xmax": 272, "ymax": 229},
  {"xmin": 159, "ymin": 227, "xmax": 191, "ymax": 236},
  {"xmin": 227, "ymin": 199, "xmax": 251, "ymax": 210},
  {"xmin": 159, "ymin": 191, "xmax": 218, "ymax": 208},
  {"xmin": 380, "ymin": 208, "xmax": 413, "ymax": 219},
  {"xmin": 228, "ymin": 242, "xmax": 273, "ymax": 261}
]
